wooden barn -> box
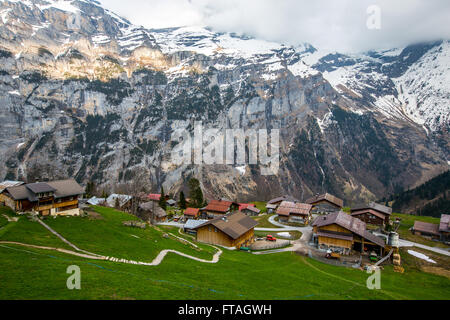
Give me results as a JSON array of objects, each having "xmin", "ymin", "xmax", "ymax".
[
  {"xmin": 350, "ymin": 202, "xmax": 392, "ymax": 227},
  {"xmin": 411, "ymin": 221, "xmax": 440, "ymax": 240},
  {"xmin": 306, "ymin": 193, "xmax": 344, "ymax": 214},
  {"xmin": 0, "ymin": 179, "xmax": 84, "ymax": 216},
  {"xmin": 193, "ymin": 212, "xmax": 258, "ymax": 248},
  {"xmin": 276, "ymin": 201, "xmax": 312, "ymax": 224},
  {"xmin": 312, "ymin": 211, "xmax": 385, "ymax": 256}
]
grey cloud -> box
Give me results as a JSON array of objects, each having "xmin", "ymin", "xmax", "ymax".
[{"xmin": 99, "ymin": 0, "xmax": 450, "ymax": 52}]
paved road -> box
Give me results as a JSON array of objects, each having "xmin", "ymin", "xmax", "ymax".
[{"xmin": 398, "ymin": 239, "xmax": 450, "ymax": 257}]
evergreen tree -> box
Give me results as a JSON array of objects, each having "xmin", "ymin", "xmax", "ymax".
[
  {"xmin": 188, "ymin": 178, "xmax": 205, "ymax": 208},
  {"xmin": 159, "ymin": 186, "xmax": 167, "ymax": 210},
  {"xmin": 179, "ymin": 191, "xmax": 187, "ymax": 209}
]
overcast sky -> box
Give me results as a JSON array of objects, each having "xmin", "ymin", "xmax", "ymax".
[{"xmin": 99, "ymin": 0, "xmax": 450, "ymax": 52}]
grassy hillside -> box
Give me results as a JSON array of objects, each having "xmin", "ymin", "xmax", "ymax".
[{"xmin": 0, "ymin": 206, "xmax": 449, "ymax": 300}]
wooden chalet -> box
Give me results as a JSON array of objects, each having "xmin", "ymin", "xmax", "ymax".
[
  {"xmin": 350, "ymin": 202, "xmax": 392, "ymax": 226},
  {"xmin": 312, "ymin": 211, "xmax": 386, "ymax": 256},
  {"xmin": 411, "ymin": 221, "xmax": 441, "ymax": 240},
  {"xmin": 276, "ymin": 201, "xmax": 312, "ymax": 224},
  {"xmin": 0, "ymin": 179, "xmax": 84, "ymax": 216},
  {"xmin": 139, "ymin": 201, "xmax": 167, "ymax": 224},
  {"xmin": 267, "ymin": 195, "xmax": 299, "ymax": 207},
  {"xmin": 200, "ymin": 199, "xmax": 239, "ymax": 219},
  {"xmin": 193, "ymin": 212, "xmax": 258, "ymax": 248},
  {"xmin": 184, "ymin": 207, "xmax": 200, "ymax": 220},
  {"xmin": 240, "ymin": 205, "xmax": 261, "ymax": 216},
  {"xmin": 306, "ymin": 193, "xmax": 344, "ymax": 214}
]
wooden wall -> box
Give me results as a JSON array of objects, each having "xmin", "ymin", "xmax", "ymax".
[
  {"xmin": 196, "ymin": 226, "xmax": 255, "ymax": 248},
  {"xmin": 318, "ymin": 236, "xmax": 352, "ymax": 249},
  {"xmin": 197, "ymin": 225, "xmax": 233, "ymax": 247}
]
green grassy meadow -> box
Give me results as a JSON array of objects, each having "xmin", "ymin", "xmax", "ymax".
[{"xmin": 0, "ymin": 205, "xmax": 449, "ymax": 300}]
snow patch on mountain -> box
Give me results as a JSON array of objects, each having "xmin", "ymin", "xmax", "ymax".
[{"xmin": 394, "ymin": 40, "xmax": 450, "ymax": 131}]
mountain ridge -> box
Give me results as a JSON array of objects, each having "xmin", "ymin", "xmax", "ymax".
[{"xmin": 0, "ymin": 0, "xmax": 448, "ymax": 203}]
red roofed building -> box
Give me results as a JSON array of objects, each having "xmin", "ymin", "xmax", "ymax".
[
  {"xmin": 148, "ymin": 193, "xmax": 169, "ymax": 202},
  {"xmin": 184, "ymin": 207, "xmax": 200, "ymax": 220},
  {"xmin": 200, "ymin": 199, "xmax": 239, "ymax": 219}
]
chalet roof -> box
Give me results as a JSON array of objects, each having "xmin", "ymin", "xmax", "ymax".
[
  {"xmin": 5, "ymin": 185, "xmax": 36, "ymax": 201},
  {"xmin": 5, "ymin": 179, "xmax": 82, "ymax": 202},
  {"xmin": 46, "ymin": 179, "xmax": 84, "ymax": 199},
  {"xmin": 167, "ymin": 199, "xmax": 176, "ymax": 205},
  {"xmin": 26, "ymin": 182, "xmax": 56, "ymax": 194},
  {"xmin": 242, "ymin": 206, "xmax": 261, "ymax": 214},
  {"xmin": 106, "ymin": 194, "xmax": 132, "ymax": 207},
  {"xmin": 203, "ymin": 199, "xmax": 236, "ymax": 213},
  {"xmin": 87, "ymin": 196, "xmax": 106, "ymax": 205},
  {"xmin": 306, "ymin": 193, "xmax": 344, "ymax": 208},
  {"xmin": 276, "ymin": 201, "xmax": 312, "ymax": 216},
  {"xmin": 413, "ymin": 221, "xmax": 440, "ymax": 236},
  {"xmin": 439, "ymin": 214, "xmax": 450, "ymax": 233},
  {"xmin": 312, "ymin": 211, "xmax": 385, "ymax": 247},
  {"xmin": 238, "ymin": 203, "xmax": 255, "ymax": 211},
  {"xmin": 184, "ymin": 207, "xmax": 200, "ymax": 216},
  {"xmin": 194, "ymin": 212, "xmax": 258, "ymax": 240},
  {"xmin": 351, "ymin": 202, "xmax": 392, "ymax": 215},
  {"xmin": 184, "ymin": 219, "xmax": 208, "ymax": 230},
  {"xmin": 268, "ymin": 195, "xmax": 299, "ymax": 204},
  {"xmin": 351, "ymin": 209, "xmax": 386, "ymax": 220},
  {"xmin": 139, "ymin": 202, "xmax": 167, "ymax": 217},
  {"xmin": 266, "ymin": 203, "xmax": 277, "ymax": 210}
]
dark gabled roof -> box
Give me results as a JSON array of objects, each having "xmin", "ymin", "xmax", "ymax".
[
  {"xmin": 413, "ymin": 221, "xmax": 440, "ymax": 236},
  {"xmin": 306, "ymin": 193, "xmax": 344, "ymax": 208},
  {"xmin": 46, "ymin": 179, "xmax": 84, "ymax": 198},
  {"xmin": 26, "ymin": 182, "xmax": 56, "ymax": 194},
  {"xmin": 351, "ymin": 202, "xmax": 392, "ymax": 215},
  {"xmin": 5, "ymin": 185, "xmax": 36, "ymax": 201},
  {"xmin": 439, "ymin": 214, "xmax": 450, "ymax": 233},
  {"xmin": 194, "ymin": 212, "xmax": 258, "ymax": 239},
  {"xmin": 243, "ymin": 206, "xmax": 260, "ymax": 214},
  {"xmin": 5, "ymin": 179, "xmax": 83, "ymax": 202},
  {"xmin": 312, "ymin": 211, "xmax": 385, "ymax": 247},
  {"xmin": 139, "ymin": 202, "xmax": 167, "ymax": 217},
  {"xmin": 268, "ymin": 195, "xmax": 299, "ymax": 204}
]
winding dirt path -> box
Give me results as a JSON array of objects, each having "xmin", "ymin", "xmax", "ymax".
[{"xmin": 0, "ymin": 241, "xmax": 222, "ymax": 266}]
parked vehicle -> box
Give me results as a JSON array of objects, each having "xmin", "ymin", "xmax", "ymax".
[
  {"xmin": 325, "ymin": 249, "xmax": 340, "ymax": 260},
  {"xmin": 266, "ymin": 235, "xmax": 276, "ymax": 241},
  {"xmin": 369, "ymin": 251, "xmax": 378, "ymax": 262},
  {"xmin": 240, "ymin": 246, "xmax": 251, "ymax": 252}
]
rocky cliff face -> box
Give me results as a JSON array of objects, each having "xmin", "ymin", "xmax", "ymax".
[{"xmin": 0, "ymin": 0, "xmax": 448, "ymax": 203}]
